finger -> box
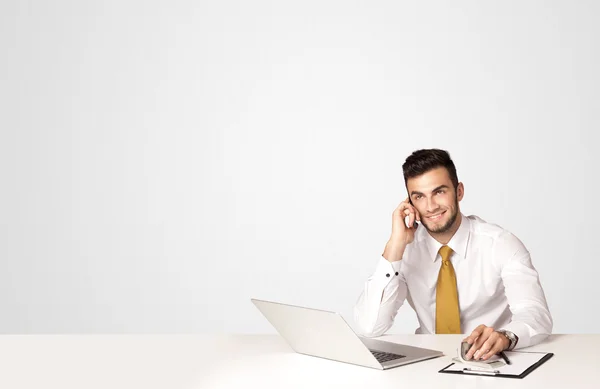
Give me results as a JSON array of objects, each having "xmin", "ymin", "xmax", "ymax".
[
  {"xmin": 404, "ymin": 214, "xmax": 413, "ymax": 228},
  {"xmin": 393, "ymin": 203, "xmax": 408, "ymax": 219},
  {"xmin": 397, "ymin": 202, "xmax": 413, "ymax": 229},
  {"xmin": 474, "ymin": 332, "xmax": 499, "ymax": 360},
  {"xmin": 395, "ymin": 201, "xmax": 411, "ymax": 214},
  {"xmin": 481, "ymin": 338, "xmax": 504, "ymax": 360},
  {"xmin": 402, "ymin": 208, "xmax": 415, "ymax": 225},
  {"xmin": 467, "ymin": 327, "xmax": 493, "ymax": 359},
  {"xmin": 475, "ymin": 326, "xmax": 495, "ymax": 347},
  {"xmin": 394, "ymin": 202, "xmax": 406, "ymax": 214},
  {"xmin": 406, "ymin": 205, "xmax": 420, "ymax": 228},
  {"xmin": 465, "ymin": 324, "xmax": 486, "ymax": 344},
  {"xmin": 402, "ymin": 202, "xmax": 418, "ymax": 214}
]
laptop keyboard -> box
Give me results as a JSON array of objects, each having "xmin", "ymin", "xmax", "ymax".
[{"xmin": 370, "ymin": 350, "xmax": 406, "ymax": 363}]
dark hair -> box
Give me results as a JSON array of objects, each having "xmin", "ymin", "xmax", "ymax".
[{"xmin": 402, "ymin": 149, "xmax": 459, "ymax": 188}]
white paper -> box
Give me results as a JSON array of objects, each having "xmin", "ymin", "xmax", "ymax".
[{"xmin": 444, "ymin": 351, "xmax": 550, "ymax": 376}]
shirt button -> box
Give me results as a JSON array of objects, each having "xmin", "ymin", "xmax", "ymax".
[
  {"xmin": 386, "ymin": 273, "xmax": 390, "ymax": 277},
  {"xmin": 395, "ymin": 272, "xmax": 399, "ymax": 276}
]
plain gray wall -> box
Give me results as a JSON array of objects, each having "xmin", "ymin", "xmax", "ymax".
[{"xmin": 1, "ymin": 0, "xmax": 598, "ymax": 333}]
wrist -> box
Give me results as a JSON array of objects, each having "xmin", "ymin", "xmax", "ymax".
[
  {"xmin": 497, "ymin": 330, "xmax": 518, "ymax": 351},
  {"xmin": 383, "ymin": 239, "xmax": 406, "ymax": 262}
]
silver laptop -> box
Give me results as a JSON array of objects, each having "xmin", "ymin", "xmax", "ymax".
[{"xmin": 251, "ymin": 298, "xmax": 443, "ymax": 370}]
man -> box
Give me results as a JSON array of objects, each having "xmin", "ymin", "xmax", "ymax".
[{"xmin": 354, "ymin": 149, "xmax": 552, "ymax": 361}]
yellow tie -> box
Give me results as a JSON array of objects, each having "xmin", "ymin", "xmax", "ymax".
[{"xmin": 435, "ymin": 245, "xmax": 461, "ymax": 334}]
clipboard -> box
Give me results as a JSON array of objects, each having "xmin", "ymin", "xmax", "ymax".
[{"xmin": 439, "ymin": 351, "xmax": 554, "ymax": 379}]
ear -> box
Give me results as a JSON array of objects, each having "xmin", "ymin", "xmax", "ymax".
[{"xmin": 456, "ymin": 182, "xmax": 464, "ymax": 201}]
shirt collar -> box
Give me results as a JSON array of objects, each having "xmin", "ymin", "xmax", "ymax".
[{"xmin": 419, "ymin": 213, "xmax": 471, "ymax": 262}]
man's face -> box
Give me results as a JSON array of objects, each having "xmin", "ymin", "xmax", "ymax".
[{"xmin": 406, "ymin": 167, "xmax": 463, "ymax": 234}]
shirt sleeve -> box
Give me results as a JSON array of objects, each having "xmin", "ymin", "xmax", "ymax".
[
  {"xmin": 497, "ymin": 232, "xmax": 553, "ymax": 349},
  {"xmin": 353, "ymin": 256, "xmax": 407, "ymax": 337}
]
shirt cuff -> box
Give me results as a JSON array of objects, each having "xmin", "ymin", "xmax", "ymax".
[
  {"xmin": 500, "ymin": 322, "xmax": 531, "ymax": 350},
  {"xmin": 376, "ymin": 255, "xmax": 402, "ymax": 274}
]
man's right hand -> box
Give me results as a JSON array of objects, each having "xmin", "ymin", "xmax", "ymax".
[{"xmin": 382, "ymin": 198, "xmax": 420, "ymax": 262}]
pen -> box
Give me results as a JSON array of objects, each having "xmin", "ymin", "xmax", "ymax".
[
  {"xmin": 499, "ymin": 351, "xmax": 511, "ymax": 365},
  {"xmin": 463, "ymin": 368, "xmax": 499, "ymax": 375}
]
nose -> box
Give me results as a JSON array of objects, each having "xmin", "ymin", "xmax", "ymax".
[{"xmin": 426, "ymin": 196, "xmax": 439, "ymax": 213}]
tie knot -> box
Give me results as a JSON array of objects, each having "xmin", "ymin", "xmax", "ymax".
[{"xmin": 438, "ymin": 245, "xmax": 453, "ymax": 261}]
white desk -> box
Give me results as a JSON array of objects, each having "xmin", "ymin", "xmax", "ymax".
[{"xmin": 0, "ymin": 334, "xmax": 596, "ymax": 388}]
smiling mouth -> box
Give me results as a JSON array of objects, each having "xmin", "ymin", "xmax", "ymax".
[{"xmin": 427, "ymin": 211, "xmax": 446, "ymax": 221}]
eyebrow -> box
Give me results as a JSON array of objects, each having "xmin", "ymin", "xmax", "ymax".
[{"xmin": 410, "ymin": 185, "xmax": 450, "ymax": 197}]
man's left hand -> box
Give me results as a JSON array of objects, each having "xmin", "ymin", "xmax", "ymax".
[{"xmin": 463, "ymin": 325, "xmax": 510, "ymax": 360}]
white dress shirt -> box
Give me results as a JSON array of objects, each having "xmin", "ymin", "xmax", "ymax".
[{"xmin": 354, "ymin": 214, "xmax": 552, "ymax": 349}]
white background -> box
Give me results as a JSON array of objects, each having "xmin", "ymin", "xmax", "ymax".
[{"xmin": 1, "ymin": 0, "xmax": 598, "ymax": 334}]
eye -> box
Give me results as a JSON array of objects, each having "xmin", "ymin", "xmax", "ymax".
[
  {"xmin": 436, "ymin": 190, "xmax": 445, "ymax": 195},
  {"xmin": 414, "ymin": 195, "xmax": 422, "ymax": 200}
]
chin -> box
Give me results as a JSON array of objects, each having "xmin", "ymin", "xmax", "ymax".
[
  {"xmin": 425, "ymin": 224, "xmax": 448, "ymax": 234},
  {"xmin": 423, "ymin": 222, "xmax": 446, "ymax": 234},
  {"xmin": 424, "ymin": 212, "xmax": 456, "ymax": 233}
]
